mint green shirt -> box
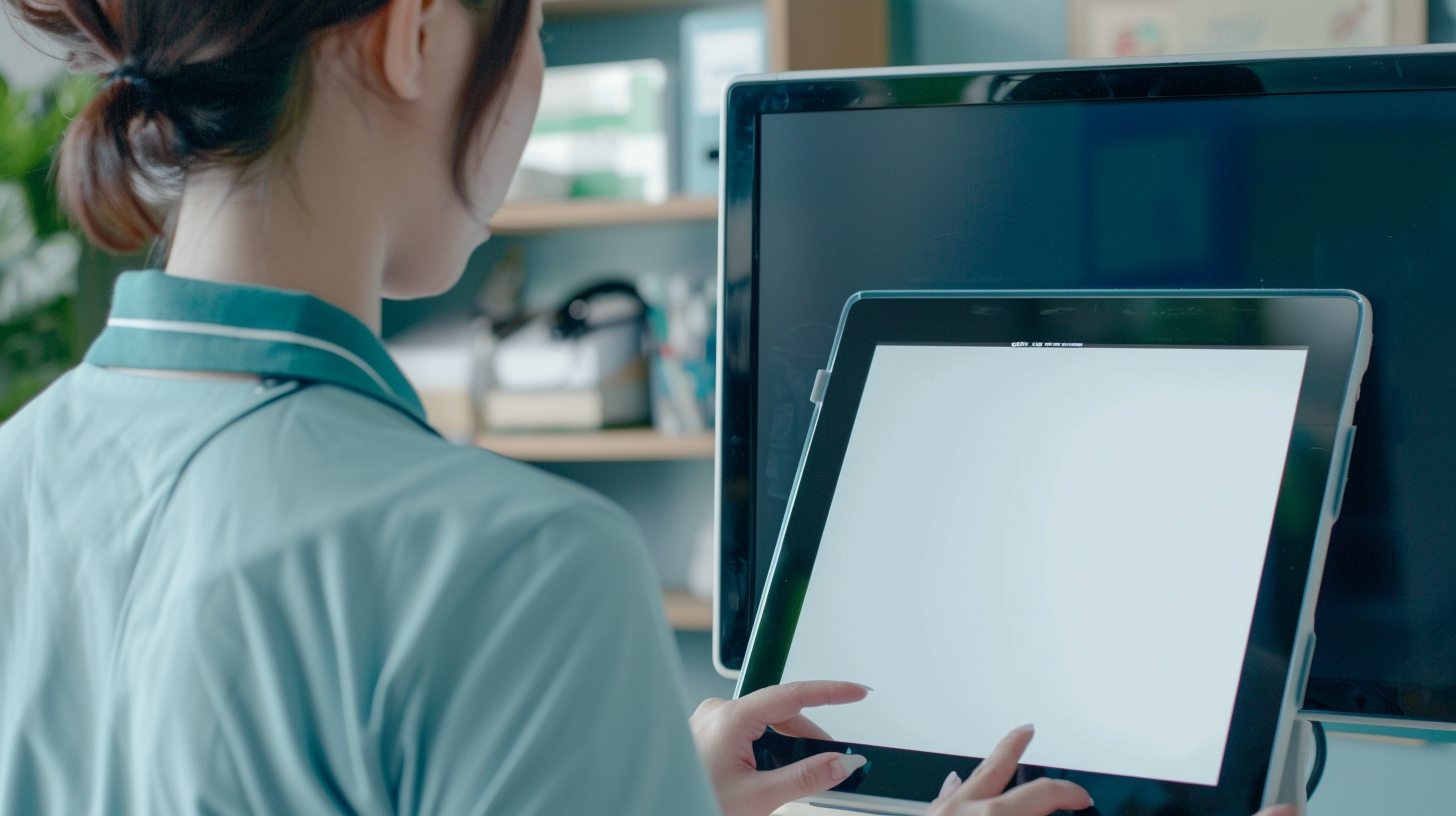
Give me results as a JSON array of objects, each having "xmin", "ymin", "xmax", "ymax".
[{"xmin": 0, "ymin": 271, "xmax": 720, "ymax": 815}]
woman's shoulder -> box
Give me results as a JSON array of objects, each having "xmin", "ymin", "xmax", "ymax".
[{"xmin": 180, "ymin": 382, "xmax": 642, "ymax": 566}]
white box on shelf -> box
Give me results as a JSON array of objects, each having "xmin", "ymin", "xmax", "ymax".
[
  {"xmin": 512, "ymin": 59, "xmax": 669, "ymax": 203},
  {"xmin": 387, "ymin": 320, "xmax": 482, "ymax": 442},
  {"xmin": 491, "ymin": 317, "xmax": 643, "ymax": 392},
  {"xmin": 484, "ymin": 315, "xmax": 650, "ymax": 432},
  {"xmin": 483, "ymin": 360, "xmax": 650, "ymax": 432}
]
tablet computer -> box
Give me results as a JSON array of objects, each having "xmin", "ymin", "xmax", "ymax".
[{"xmin": 737, "ymin": 291, "xmax": 1370, "ymax": 816}]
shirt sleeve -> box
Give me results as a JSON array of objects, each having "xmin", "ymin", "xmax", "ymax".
[{"xmin": 390, "ymin": 503, "xmax": 722, "ymax": 816}]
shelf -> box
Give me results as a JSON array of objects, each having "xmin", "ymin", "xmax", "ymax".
[
  {"xmin": 663, "ymin": 590, "xmax": 714, "ymax": 631},
  {"xmin": 475, "ymin": 428, "xmax": 715, "ymax": 462},
  {"xmin": 489, "ymin": 196, "xmax": 717, "ymax": 234},
  {"xmin": 543, "ymin": 0, "xmax": 737, "ymax": 17}
]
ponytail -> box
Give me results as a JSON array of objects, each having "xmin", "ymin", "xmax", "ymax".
[{"xmin": 57, "ymin": 69, "xmax": 177, "ymax": 252}]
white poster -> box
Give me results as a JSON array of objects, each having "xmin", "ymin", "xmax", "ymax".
[{"xmin": 1077, "ymin": 0, "xmax": 1404, "ymax": 58}]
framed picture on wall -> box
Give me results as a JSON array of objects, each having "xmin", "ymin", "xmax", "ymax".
[{"xmin": 1067, "ymin": 0, "xmax": 1428, "ymax": 59}]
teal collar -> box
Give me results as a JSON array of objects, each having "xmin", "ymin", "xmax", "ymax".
[{"xmin": 86, "ymin": 270, "xmax": 427, "ymax": 425}]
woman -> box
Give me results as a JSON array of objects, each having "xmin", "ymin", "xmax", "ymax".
[{"xmin": 0, "ymin": 1, "xmax": 1295, "ymax": 814}]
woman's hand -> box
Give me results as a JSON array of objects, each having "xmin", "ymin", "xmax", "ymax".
[
  {"xmin": 928, "ymin": 725, "xmax": 1091, "ymax": 815},
  {"xmin": 690, "ymin": 680, "xmax": 870, "ymax": 816},
  {"xmin": 693, "ymin": 684, "xmax": 1299, "ymax": 816},
  {"xmin": 930, "ymin": 726, "xmax": 1297, "ymax": 816}
]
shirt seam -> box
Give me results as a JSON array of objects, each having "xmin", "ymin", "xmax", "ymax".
[{"xmin": 105, "ymin": 381, "xmax": 311, "ymax": 677}]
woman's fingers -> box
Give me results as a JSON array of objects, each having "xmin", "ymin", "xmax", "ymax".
[
  {"xmin": 731, "ymin": 681, "xmax": 870, "ymax": 734},
  {"xmin": 950, "ymin": 724, "xmax": 1037, "ymax": 802},
  {"xmin": 742, "ymin": 751, "xmax": 869, "ymax": 813},
  {"xmin": 767, "ymin": 712, "xmax": 836, "ymax": 741},
  {"xmin": 938, "ymin": 771, "xmax": 962, "ymax": 800},
  {"xmin": 969, "ymin": 777, "xmax": 1092, "ymax": 815}
]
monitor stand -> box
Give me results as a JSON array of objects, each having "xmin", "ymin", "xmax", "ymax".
[{"xmin": 1272, "ymin": 718, "xmax": 1314, "ymax": 813}]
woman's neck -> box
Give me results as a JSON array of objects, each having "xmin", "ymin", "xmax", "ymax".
[{"xmin": 164, "ymin": 149, "xmax": 390, "ymax": 333}]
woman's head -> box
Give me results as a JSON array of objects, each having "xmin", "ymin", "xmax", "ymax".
[{"xmin": 6, "ymin": 0, "xmax": 540, "ymax": 299}]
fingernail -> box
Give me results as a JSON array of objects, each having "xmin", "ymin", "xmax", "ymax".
[
  {"xmin": 833, "ymin": 753, "xmax": 868, "ymax": 780},
  {"xmin": 939, "ymin": 771, "xmax": 961, "ymax": 798},
  {"xmin": 1015, "ymin": 723, "xmax": 1035, "ymax": 733},
  {"xmin": 855, "ymin": 683, "xmax": 874, "ymax": 692}
]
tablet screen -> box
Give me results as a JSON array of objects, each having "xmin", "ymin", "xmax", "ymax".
[{"xmin": 779, "ymin": 343, "xmax": 1308, "ymax": 787}]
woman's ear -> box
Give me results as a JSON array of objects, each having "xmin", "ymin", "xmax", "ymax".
[{"xmin": 379, "ymin": 0, "xmax": 435, "ymax": 101}]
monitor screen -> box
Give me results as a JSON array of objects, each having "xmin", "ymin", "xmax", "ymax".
[
  {"xmin": 722, "ymin": 53, "xmax": 1456, "ymax": 722},
  {"xmin": 778, "ymin": 342, "xmax": 1308, "ymax": 787}
]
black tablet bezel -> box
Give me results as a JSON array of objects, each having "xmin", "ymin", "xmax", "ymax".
[{"xmin": 736, "ymin": 291, "xmax": 1368, "ymax": 814}]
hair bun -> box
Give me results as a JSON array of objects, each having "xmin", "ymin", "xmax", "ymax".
[{"xmin": 55, "ymin": 69, "xmax": 179, "ymax": 253}]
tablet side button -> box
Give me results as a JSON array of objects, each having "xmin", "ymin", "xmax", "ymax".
[
  {"xmin": 1331, "ymin": 427, "xmax": 1357, "ymax": 519},
  {"xmin": 810, "ymin": 369, "xmax": 830, "ymax": 404},
  {"xmin": 1295, "ymin": 632, "xmax": 1317, "ymax": 709}
]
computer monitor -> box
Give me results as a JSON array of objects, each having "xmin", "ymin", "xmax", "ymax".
[{"xmin": 716, "ymin": 46, "xmax": 1456, "ymax": 729}]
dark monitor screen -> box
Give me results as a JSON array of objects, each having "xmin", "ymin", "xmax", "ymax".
[{"xmin": 718, "ymin": 49, "xmax": 1456, "ymax": 724}]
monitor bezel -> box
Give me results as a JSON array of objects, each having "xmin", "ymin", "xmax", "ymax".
[{"xmin": 715, "ymin": 46, "xmax": 1456, "ymax": 730}]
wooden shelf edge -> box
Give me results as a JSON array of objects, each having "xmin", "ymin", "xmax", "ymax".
[
  {"xmin": 490, "ymin": 196, "xmax": 718, "ymax": 234},
  {"xmin": 663, "ymin": 590, "xmax": 714, "ymax": 631},
  {"xmin": 475, "ymin": 428, "xmax": 715, "ymax": 462}
]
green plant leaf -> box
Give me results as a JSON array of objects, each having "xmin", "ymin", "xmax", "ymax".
[{"xmin": 0, "ymin": 71, "xmax": 96, "ymax": 421}]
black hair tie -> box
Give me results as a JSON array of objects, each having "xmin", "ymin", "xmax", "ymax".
[{"xmin": 107, "ymin": 63, "xmax": 165, "ymax": 115}]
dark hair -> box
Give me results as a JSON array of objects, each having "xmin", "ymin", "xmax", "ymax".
[{"xmin": 5, "ymin": 0, "xmax": 532, "ymax": 252}]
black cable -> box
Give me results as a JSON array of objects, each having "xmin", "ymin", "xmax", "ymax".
[{"xmin": 1306, "ymin": 719, "xmax": 1328, "ymax": 800}]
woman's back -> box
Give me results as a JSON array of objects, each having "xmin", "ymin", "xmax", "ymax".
[
  {"xmin": 0, "ymin": 3, "xmax": 937, "ymax": 815},
  {"xmin": 0, "ymin": 271, "xmax": 717, "ymax": 815}
]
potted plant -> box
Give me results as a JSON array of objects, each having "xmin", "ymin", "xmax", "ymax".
[{"xmin": 0, "ymin": 72, "xmax": 93, "ymax": 420}]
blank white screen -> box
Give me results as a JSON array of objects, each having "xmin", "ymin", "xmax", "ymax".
[{"xmin": 779, "ymin": 344, "xmax": 1308, "ymax": 786}]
